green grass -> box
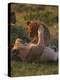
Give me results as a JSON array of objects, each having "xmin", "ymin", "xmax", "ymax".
[
  {"xmin": 11, "ymin": 59, "xmax": 58, "ymax": 77},
  {"xmin": 10, "ymin": 4, "xmax": 58, "ymax": 77}
]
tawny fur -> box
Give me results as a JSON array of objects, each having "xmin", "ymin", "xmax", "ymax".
[{"xmin": 12, "ymin": 22, "xmax": 58, "ymax": 62}]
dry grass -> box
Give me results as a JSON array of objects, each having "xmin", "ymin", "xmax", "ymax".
[{"xmin": 11, "ymin": 59, "xmax": 58, "ymax": 77}]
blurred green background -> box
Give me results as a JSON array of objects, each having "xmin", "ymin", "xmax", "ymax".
[
  {"xmin": 10, "ymin": 3, "xmax": 58, "ymax": 49},
  {"xmin": 10, "ymin": 3, "xmax": 58, "ymax": 76}
]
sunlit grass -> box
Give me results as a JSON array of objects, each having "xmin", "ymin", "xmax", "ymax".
[
  {"xmin": 10, "ymin": 5, "xmax": 58, "ymax": 77},
  {"xmin": 11, "ymin": 59, "xmax": 58, "ymax": 77}
]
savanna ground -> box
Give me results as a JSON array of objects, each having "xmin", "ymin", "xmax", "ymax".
[
  {"xmin": 10, "ymin": 3, "xmax": 58, "ymax": 77},
  {"xmin": 11, "ymin": 59, "xmax": 58, "ymax": 77}
]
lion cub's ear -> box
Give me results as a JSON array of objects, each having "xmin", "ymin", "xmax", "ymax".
[{"xmin": 27, "ymin": 21, "xmax": 31, "ymax": 25}]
